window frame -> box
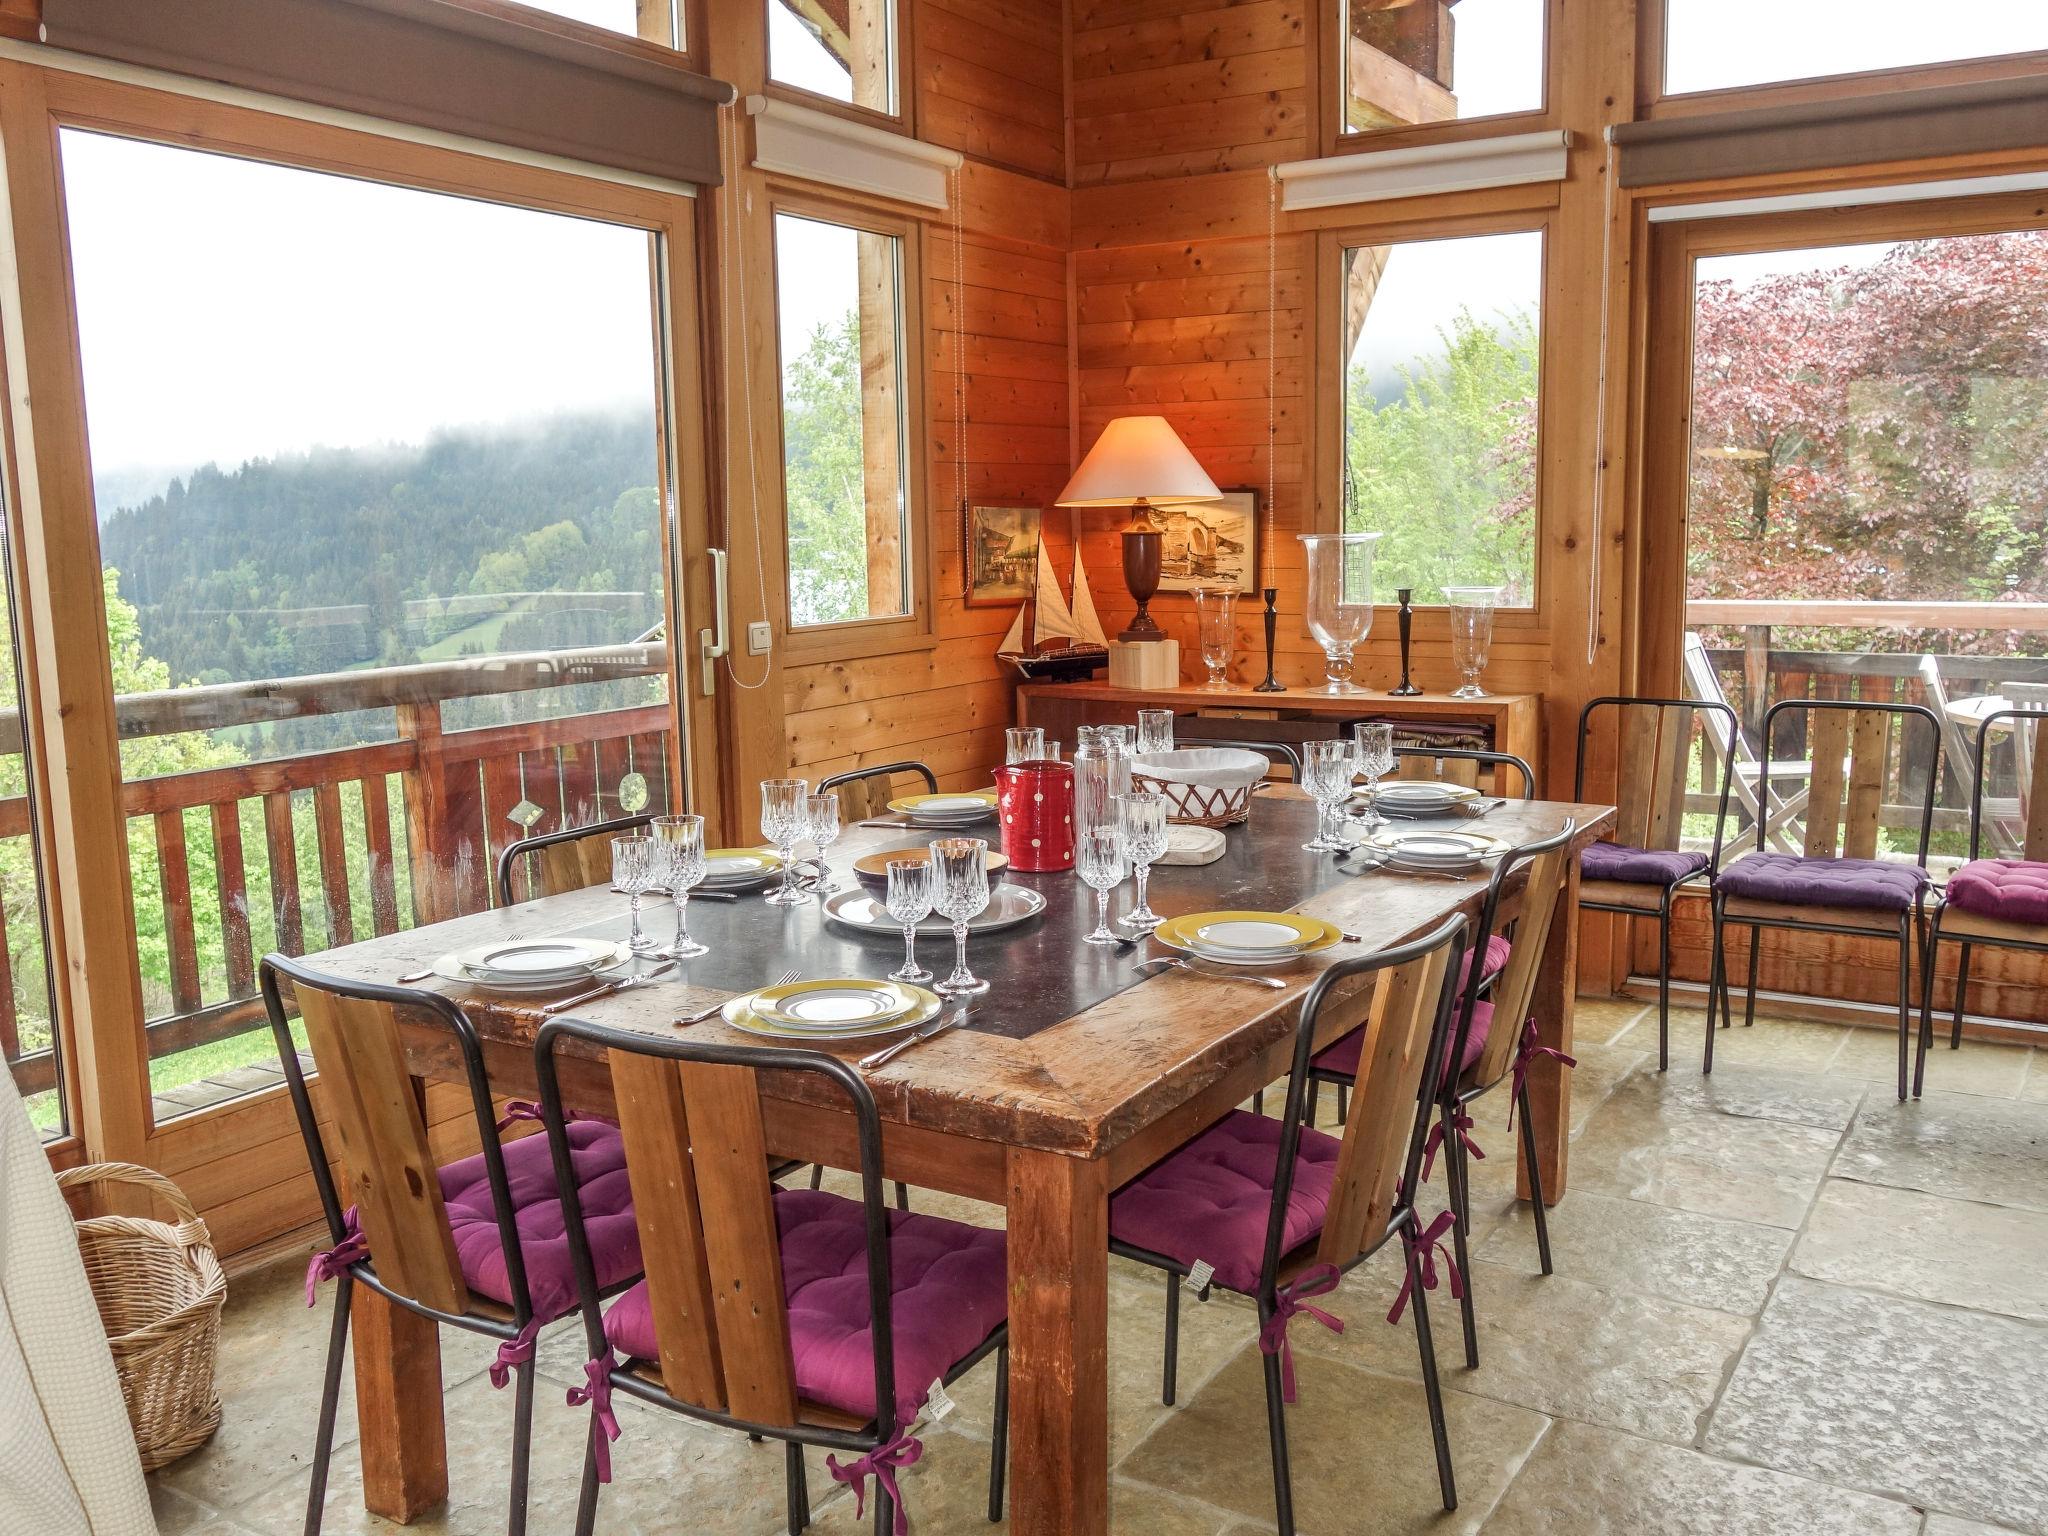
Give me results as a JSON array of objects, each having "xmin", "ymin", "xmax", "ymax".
[
  {"xmin": 1320, "ymin": 0, "xmax": 1561, "ymax": 158},
  {"xmin": 761, "ymin": 0, "xmax": 911, "ymax": 133},
  {"xmin": 1313, "ymin": 204, "xmax": 1555, "ymax": 632},
  {"xmin": 764, "ymin": 186, "xmax": 930, "ymax": 658},
  {"xmin": 414, "ymin": 0, "xmax": 693, "ymax": 67}
]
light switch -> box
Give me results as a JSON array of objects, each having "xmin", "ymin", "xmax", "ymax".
[{"xmin": 747, "ymin": 621, "xmax": 773, "ymax": 655}]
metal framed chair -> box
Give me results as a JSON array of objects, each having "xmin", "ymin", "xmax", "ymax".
[
  {"xmin": 1194, "ymin": 737, "xmax": 1304, "ymax": 780},
  {"xmin": 1107, "ymin": 913, "xmax": 1471, "ymax": 1533},
  {"xmin": 533, "ymin": 1017, "xmax": 1009, "ymax": 1536},
  {"xmin": 496, "ymin": 813, "xmax": 654, "ymax": 907},
  {"xmin": 1389, "ymin": 745, "xmax": 1537, "ymax": 799},
  {"xmin": 1706, "ymin": 697, "xmax": 1942, "ymax": 1100},
  {"xmin": 264, "ymin": 955, "xmax": 645, "ymax": 1536},
  {"xmin": 1918, "ymin": 706, "xmax": 2048, "ymax": 1097},
  {"xmin": 1574, "ymin": 697, "xmax": 1737, "ymax": 1069},
  {"xmin": 817, "ymin": 759, "xmax": 939, "ymax": 820}
]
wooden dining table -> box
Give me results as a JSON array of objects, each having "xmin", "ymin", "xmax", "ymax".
[{"xmin": 305, "ymin": 787, "xmax": 1613, "ymax": 1535}]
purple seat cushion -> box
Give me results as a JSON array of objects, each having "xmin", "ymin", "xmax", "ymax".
[
  {"xmin": 1719, "ymin": 854, "xmax": 1929, "ymax": 913},
  {"xmin": 1314, "ymin": 1000, "xmax": 1493, "ymax": 1087},
  {"xmin": 1108, "ymin": 1110, "xmax": 1341, "ymax": 1294},
  {"xmin": 1581, "ymin": 841, "xmax": 1709, "ymax": 885},
  {"xmin": 604, "ymin": 1188, "xmax": 1006, "ymax": 1424},
  {"xmin": 1946, "ymin": 859, "xmax": 2048, "ymax": 925},
  {"xmin": 345, "ymin": 1121, "xmax": 640, "ymax": 1323}
]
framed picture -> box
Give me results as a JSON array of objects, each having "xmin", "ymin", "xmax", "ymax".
[
  {"xmin": 963, "ymin": 502, "xmax": 1042, "ymax": 606},
  {"xmin": 1152, "ymin": 487, "xmax": 1260, "ymax": 595}
]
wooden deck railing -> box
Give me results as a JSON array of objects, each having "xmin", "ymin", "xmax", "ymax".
[{"xmin": 4, "ymin": 643, "xmax": 674, "ymax": 1097}]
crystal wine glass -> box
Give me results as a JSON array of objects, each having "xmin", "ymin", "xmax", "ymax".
[
  {"xmin": 1075, "ymin": 825, "xmax": 1127, "ymax": 944},
  {"xmin": 611, "ymin": 833, "xmax": 659, "ymax": 953},
  {"xmin": 884, "ymin": 858, "xmax": 935, "ymax": 984},
  {"xmin": 1298, "ymin": 532, "xmax": 1381, "ymax": 694},
  {"xmin": 1116, "ymin": 792, "xmax": 1170, "ymax": 931},
  {"xmin": 1006, "ymin": 727, "xmax": 1046, "ymax": 765},
  {"xmin": 1302, "ymin": 739, "xmax": 1354, "ymax": 853},
  {"xmin": 930, "ymin": 838, "xmax": 992, "ymax": 996},
  {"xmin": 1351, "ymin": 722, "xmax": 1395, "ymax": 830},
  {"xmin": 650, "ymin": 814, "xmax": 709, "ymax": 959},
  {"xmin": 805, "ymin": 791, "xmax": 841, "ymax": 890},
  {"xmin": 1136, "ymin": 709, "xmax": 1175, "ymax": 757},
  {"xmin": 1445, "ymin": 586, "xmax": 1501, "ymax": 698},
  {"xmin": 759, "ymin": 778, "xmax": 810, "ymax": 905},
  {"xmin": 1192, "ymin": 586, "xmax": 1236, "ymax": 689}
]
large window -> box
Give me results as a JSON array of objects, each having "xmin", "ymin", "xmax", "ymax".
[
  {"xmin": 773, "ymin": 211, "xmax": 911, "ymax": 630},
  {"xmin": 1340, "ymin": 229, "xmax": 1543, "ymax": 606},
  {"xmin": 769, "ymin": 0, "xmax": 897, "ymax": 114},
  {"xmin": 1341, "ymin": 0, "xmax": 1543, "ymax": 135},
  {"xmin": 61, "ymin": 131, "xmax": 676, "ymax": 1124},
  {"xmin": 1663, "ymin": 0, "xmax": 2048, "ymax": 95}
]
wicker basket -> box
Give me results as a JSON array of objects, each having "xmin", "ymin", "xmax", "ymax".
[
  {"xmin": 56, "ymin": 1161, "xmax": 226, "ymax": 1471},
  {"xmin": 1130, "ymin": 748, "xmax": 1272, "ymax": 829}
]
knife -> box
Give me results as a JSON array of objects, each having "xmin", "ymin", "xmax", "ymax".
[{"xmin": 858, "ymin": 1006, "xmax": 973, "ymax": 1071}]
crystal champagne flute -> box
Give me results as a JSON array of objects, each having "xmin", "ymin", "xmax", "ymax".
[
  {"xmin": 930, "ymin": 838, "xmax": 992, "ymax": 996},
  {"xmin": 1352, "ymin": 722, "xmax": 1395, "ymax": 829},
  {"xmin": 1076, "ymin": 825, "xmax": 1127, "ymax": 944},
  {"xmin": 651, "ymin": 814, "xmax": 709, "ymax": 959},
  {"xmin": 805, "ymin": 791, "xmax": 842, "ymax": 890},
  {"xmin": 611, "ymin": 833, "xmax": 659, "ymax": 953},
  {"xmin": 1116, "ymin": 792, "xmax": 1170, "ymax": 931},
  {"xmin": 759, "ymin": 777, "xmax": 810, "ymax": 905},
  {"xmin": 884, "ymin": 858, "xmax": 936, "ymax": 984}
]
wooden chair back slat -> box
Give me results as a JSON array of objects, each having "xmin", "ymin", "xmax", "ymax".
[
  {"xmin": 1843, "ymin": 708, "xmax": 1889, "ymax": 860},
  {"xmin": 1398, "ymin": 755, "xmax": 1479, "ymax": 789},
  {"xmin": 676, "ymin": 1060, "xmax": 800, "ymax": 1427},
  {"xmin": 609, "ymin": 1049, "xmax": 726, "ymax": 1411},
  {"xmin": 829, "ymin": 774, "xmax": 896, "ymax": 820},
  {"xmin": 1470, "ymin": 843, "xmax": 1569, "ymax": 1088},
  {"xmin": 1315, "ymin": 941, "xmax": 1452, "ymax": 1267},
  {"xmin": 1612, "ymin": 704, "xmax": 1660, "ymax": 850},
  {"xmin": 532, "ymin": 833, "xmax": 613, "ymax": 900},
  {"xmin": 296, "ymin": 987, "xmax": 468, "ymax": 1314},
  {"xmin": 2024, "ymin": 726, "xmax": 2048, "ymax": 861},
  {"xmin": 1647, "ymin": 707, "xmax": 1693, "ymax": 853},
  {"xmin": 1801, "ymin": 710, "xmax": 1850, "ymax": 859}
]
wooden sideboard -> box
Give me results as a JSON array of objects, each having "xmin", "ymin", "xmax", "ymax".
[{"xmin": 1017, "ymin": 681, "xmax": 1543, "ymax": 787}]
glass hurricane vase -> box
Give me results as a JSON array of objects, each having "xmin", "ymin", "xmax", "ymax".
[{"xmin": 1299, "ymin": 532, "xmax": 1381, "ymax": 694}]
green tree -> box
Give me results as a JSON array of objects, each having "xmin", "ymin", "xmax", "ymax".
[{"xmin": 780, "ymin": 312, "xmax": 875, "ymax": 626}]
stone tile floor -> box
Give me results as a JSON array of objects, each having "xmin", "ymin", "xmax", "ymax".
[{"xmin": 150, "ymin": 1001, "xmax": 2048, "ymax": 1534}]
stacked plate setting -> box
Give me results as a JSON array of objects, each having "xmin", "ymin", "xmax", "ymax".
[
  {"xmin": 1360, "ymin": 827, "xmax": 1510, "ymax": 873},
  {"xmin": 823, "ymin": 884, "xmax": 1045, "ymax": 937},
  {"xmin": 1152, "ymin": 910, "xmax": 1341, "ymax": 968},
  {"xmin": 699, "ymin": 847, "xmax": 785, "ymax": 893},
  {"xmin": 888, "ymin": 790, "xmax": 999, "ymax": 828},
  {"xmin": 435, "ymin": 938, "xmax": 631, "ymax": 991},
  {"xmin": 720, "ymin": 978, "xmax": 941, "ymax": 1041},
  {"xmin": 1365, "ymin": 780, "xmax": 1481, "ymax": 818}
]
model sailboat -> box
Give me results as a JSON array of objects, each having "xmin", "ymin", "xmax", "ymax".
[{"xmin": 996, "ymin": 543, "xmax": 1110, "ymax": 681}]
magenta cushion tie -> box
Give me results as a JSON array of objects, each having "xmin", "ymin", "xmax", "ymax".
[
  {"xmin": 827, "ymin": 1429, "xmax": 924, "ymax": 1536},
  {"xmin": 1257, "ymin": 1263, "xmax": 1345, "ymax": 1404},
  {"xmin": 1946, "ymin": 859, "xmax": 2048, "ymax": 925},
  {"xmin": 495, "ymin": 1099, "xmax": 545, "ymax": 1132},
  {"xmin": 487, "ymin": 1317, "xmax": 541, "ymax": 1390},
  {"xmin": 567, "ymin": 1353, "xmax": 621, "ymax": 1484},
  {"xmin": 1420, "ymin": 1109, "xmax": 1484, "ymax": 1184},
  {"xmin": 303, "ymin": 1230, "xmax": 369, "ymax": 1307},
  {"xmin": 1508, "ymin": 1016, "xmax": 1577, "ymax": 1129},
  {"xmin": 1387, "ymin": 1211, "xmax": 1462, "ymax": 1327}
]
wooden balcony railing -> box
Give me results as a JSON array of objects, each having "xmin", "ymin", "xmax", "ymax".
[{"xmin": 4, "ymin": 642, "xmax": 675, "ymax": 1099}]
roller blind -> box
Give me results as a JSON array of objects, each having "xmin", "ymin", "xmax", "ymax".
[{"xmin": 39, "ymin": 0, "xmax": 733, "ymax": 186}]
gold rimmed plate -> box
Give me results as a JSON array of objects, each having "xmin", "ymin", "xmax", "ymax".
[
  {"xmin": 887, "ymin": 790, "xmax": 999, "ymax": 825},
  {"xmin": 1153, "ymin": 911, "xmax": 1341, "ymax": 967},
  {"xmin": 750, "ymin": 978, "xmax": 922, "ymax": 1031},
  {"xmin": 720, "ymin": 985, "xmax": 941, "ymax": 1042}
]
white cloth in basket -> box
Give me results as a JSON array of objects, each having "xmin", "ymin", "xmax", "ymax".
[
  {"xmin": 1131, "ymin": 748, "xmax": 1270, "ymax": 790},
  {"xmin": 0, "ymin": 1071, "xmax": 155, "ymax": 1535}
]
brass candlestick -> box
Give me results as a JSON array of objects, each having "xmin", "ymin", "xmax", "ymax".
[{"xmin": 1253, "ymin": 587, "xmax": 1283, "ymax": 691}]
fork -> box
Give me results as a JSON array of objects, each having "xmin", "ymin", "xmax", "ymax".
[
  {"xmin": 540, "ymin": 960, "xmax": 677, "ymax": 1015},
  {"xmin": 1131, "ymin": 957, "xmax": 1287, "ymax": 990},
  {"xmin": 675, "ymin": 968, "xmax": 800, "ymax": 1027}
]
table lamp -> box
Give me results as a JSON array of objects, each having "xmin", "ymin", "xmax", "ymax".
[{"xmin": 1056, "ymin": 416, "xmax": 1220, "ymax": 641}]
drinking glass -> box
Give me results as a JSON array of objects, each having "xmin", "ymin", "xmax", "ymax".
[
  {"xmin": 1075, "ymin": 826, "xmax": 1127, "ymax": 944},
  {"xmin": 930, "ymin": 838, "xmax": 992, "ymax": 996},
  {"xmin": 1351, "ymin": 722, "xmax": 1395, "ymax": 830},
  {"xmin": 651, "ymin": 814, "xmax": 708, "ymax": 959},
  {"xmin": 1445, "ymin": 587, "xmax": 1501, "ymax": 698},
  {"xmin": 759, "ymin": 777, "xmax": 811, "ymax": 905},
  {"xmin": 1136, "ymin": 709, "xmax": 1175, "ymax": 757},
  {"xmin": 1298, "ymin": 531, "xmax": 1381, "ymax": 694},
  {"xmin": 884, "ymin": 858, "xmax": 935, "ymax": 984},
  {"xmin": 1116, "ymin": 792, "xmax": 1170, "ymax": 930},
  {"xmin": 805, "ymin": 791, "xmax": 841, "ymax": 890},
  {"xmin": 1073, "ymin": 725, "xmax": 1131, "ymax": 844},
  {"xmin": 1006, "ymin": 727, "xmax": 1047, "ymax": 765},
  {"xmin": 611, "ymin": 833, "xmax": 659, "ymax": 953},
  {"xmin": 1192, "ymin": 587, "xmax": 1237, "ymax": 689},
  {"xmin": 1302, "ymin": 739, "xmax": 1354, "ymax": 852},
  {"xmin": 1042, "ymin": 740, "xmax": 1061, "ymax": 762}
]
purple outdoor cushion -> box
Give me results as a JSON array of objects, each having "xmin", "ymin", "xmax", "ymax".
[
  {"xmin": 1946, "ymin": 859, "xmax": 2048, "ymax": 926},
  {"xmin": 604, "ymin": 1188, "xmax": 1006, "ymax": 1424},
  {"xmin": 1315, "ymin": 999, "xmax": 1493, "ymax": 1087},
  {"xmin": 1581, "ymin": 841, "xmax": 1709, "ymax": 885},
  {"xmin": 1718, "ymin": 853, "xmax": 1929, "ymax": 913},
  {"xmin": 344, "ymin": 1120, "xmax": 641, "ymax": 1323},
  {"xmin": 1107, "ymin": 1110, "xmax": 1341, "ymax": 1295}
]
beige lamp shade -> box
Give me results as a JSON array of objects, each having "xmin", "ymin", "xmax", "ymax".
[{"xmin": 1055, "ymin": 416, "xmax": 1221, "ymax": 511}]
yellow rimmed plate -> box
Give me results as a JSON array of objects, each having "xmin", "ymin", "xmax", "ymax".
[
  {"xmin": 1153, "ymin": 911, "xmax": 1341, "ymax": 967},
  {"xmin": 750, "ymin": 978, "xmax": 922, "ymax": 1031},
  {"xmin": 702, "ymin": 848, "xmax": 784, "ymax": 886},
  {"xmin": 1364, "ymin": 828, "xmax": 1510, "ymax": 865},
  {"xmin": 720, "ymin": 984, "xmax": 941, "ymax": 1042},
  {"xmin": 887, "ymin": 790, "xmax": 999, "ymax": 823}
]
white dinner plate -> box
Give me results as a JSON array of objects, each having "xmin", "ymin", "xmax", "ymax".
[
  {"xmin": 455, "ymin": 938, "xmax": 619, "ymax": 983},
  {"xmin": 822, "ymin": 883, "xmax": 1046, "ymax": 937},
  {"xmin": 720, "ymin": 987, "xmax": 940, "ymax": 1042},
  {"xmin": 435, "ymin": 941, "xmax": 633, "ymax": 992}
]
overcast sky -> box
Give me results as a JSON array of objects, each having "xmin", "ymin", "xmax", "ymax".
[{"xmin": 54, "ymin": 0, "xmax": 2048, "ymax": 496}]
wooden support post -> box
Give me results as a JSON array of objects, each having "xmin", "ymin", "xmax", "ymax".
[
  {"xmin": 396, "ymin": 701, "xmax": 456, "ymax": 926},
  {"xmin": 1742, "ymin": 623, "xmax": 1771, "ymax": 743},
  {"xmin": 1520, "ymin": 846, "xmax": 1583, "ymax": 1205}
]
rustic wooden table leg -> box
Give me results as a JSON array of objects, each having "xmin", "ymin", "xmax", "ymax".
[
  {"xmin": 1005, "ymin": 1146, "xmax": 1110, "ymax": 1536},
  {"xmin": 351, "ymin": 1287, "xmax": 447, "ymax": 1522},
  {"xmin": 1518, "ymin": 854, "xmax": 1582, "ymax": 1205}
]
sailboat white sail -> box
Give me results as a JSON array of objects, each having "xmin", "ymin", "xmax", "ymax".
[
  {"xmin": 997, "ymin": 541, "xmax": 1109, "ymax": 675},
  {"xmin": 1069, "ymin": 551, "xmax": 1109, "ymax": 648}
]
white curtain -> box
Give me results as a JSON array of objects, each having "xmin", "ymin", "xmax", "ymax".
[{"xmin": 0, "ymin": 1072, "xmax": 156, "ymax": 1535}]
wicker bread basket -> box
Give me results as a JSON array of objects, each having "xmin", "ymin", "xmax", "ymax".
[
  {"xmin": 1130, "ymin": 748, "xmax": 1271, "ymax": 828},
  {"xmin": 56, "ymin": 1161, "xmax": 226, "ymax": 1470}
]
